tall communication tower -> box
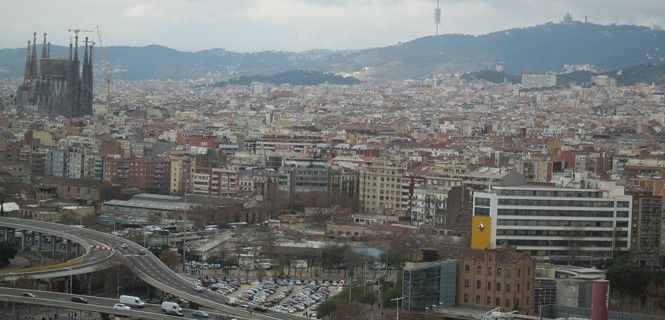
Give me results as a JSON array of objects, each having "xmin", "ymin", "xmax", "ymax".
[{"xmin": 434, "ymin": 0, "xmax": 442, "ymax": 36}]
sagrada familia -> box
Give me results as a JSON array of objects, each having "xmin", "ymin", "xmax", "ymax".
[{"xmin": 15, "ymin": 32, "xmax": 93, "ymax": 118}]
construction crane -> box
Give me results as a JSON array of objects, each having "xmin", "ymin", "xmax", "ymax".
[
  {"xmin": 67, "ymin": 27, "xmax": 93, "ymax": 59},
  {"xmin": 96, "ymin": 25, "xmax": 112, "ymax": 108},
  {"xmin": 68, "ymin": 27, "xmax": 93, "ymax": 37}
]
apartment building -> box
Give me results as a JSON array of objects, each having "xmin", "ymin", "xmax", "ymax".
[
  {"xmin": 472, "ymin": 181, "xmax": 632, "ymax": 264},
  {"xmin": 192, "ymin": 166, "xmax": 239, "ymax": 196},
  {"xmin": 358, "ymin": 158, "xmax": 409, "ymax": 214},
  {"xmin": 104, "ymin": 156, "xmax": 170, "ymax": 194},
  {"xmin": 628, "ymin": 189, "xmax": 663, "ymax": 267},
  {"xmin": 169, "ymin": 151, "xmax": 195, "ymax": 195}
]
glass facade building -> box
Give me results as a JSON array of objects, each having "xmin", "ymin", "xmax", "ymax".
[{"xmin": 402, "ymin": 260, "xmax": 457, "ymax": 311}]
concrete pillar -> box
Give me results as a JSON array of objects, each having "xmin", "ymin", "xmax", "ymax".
[
  {"xmin": 87, "ymin": 273, "xmax": 92, "ymax": 295},
  {"xmin": 50, "ymin": 236, "xmax": 55, "ymax": 255},
  {"xmin": 66, "ymin": 240, "xmax": 72, "ymax": 259},
  {"xmin": 20, "ymin": 231, "xmax": 25, "ymax": 251},
  {"xmin": 36, "ymin": 233, "xmax": 41, "ymax": 252}
]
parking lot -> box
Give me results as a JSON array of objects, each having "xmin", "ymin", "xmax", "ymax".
[{"xmin": 193, "ymin": 276, "xmax": 344, "ymax": 319}]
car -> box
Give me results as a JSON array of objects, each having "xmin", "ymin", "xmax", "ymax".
[
  {"xmin": 138, "ymin": 249, "xmax": 145, "ymax": 255},
  {"xmin": 192, "ymin": 310, "xmax": 210, "ymax": 318},
  {"xmin": 21, "ymin": 292, "xmax": 35, "ymax": 298},
  {"xmin": 71, "ymin": 297, "xmax": 88, "ymax": 304},
  {"xmin": 121, "ymin": 244, "xmax": 128, "ymax": 249},
  {"xmin": 193, "ymin": 285, "xmax": 205, "ymax": 292},
  {"xmin": 161, "ymin": 301, "xmax": 184, "ymax": 316},
  {"xmin": 113, "ymin": 303, "xmax": 131, "ymax": 311}
]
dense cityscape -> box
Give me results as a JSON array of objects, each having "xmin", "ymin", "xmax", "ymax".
[{"xmin": 0, "ymin": 2, "xmax": 664, "ymax": 320}]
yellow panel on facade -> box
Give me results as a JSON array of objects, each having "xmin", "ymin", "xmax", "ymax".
[{"xmin": 471, "ymin": 216, "xmax": 491, "ymax": 249}]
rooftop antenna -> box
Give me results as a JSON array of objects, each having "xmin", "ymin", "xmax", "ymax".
[{"xmin": 434, "ymin": 0, "xmax": 442, "ymax": 36}]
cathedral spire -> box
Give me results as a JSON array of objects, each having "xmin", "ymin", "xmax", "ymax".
[
  {"xmin": 73, "ymin": 35, "xmax": 79, "ymax": 62},
  {"xmin": 23, "ymin": 41, "xmax": 31, "ymax": 82},
  {"xmin": 30, "ymin": 32, "xmax": 38, "ymax": 79},
  {"xmin": 81, "ymin": 38, "xmax": 93, "ymax": 116},
  {"xmin": 47, "ymin": 42, "xmax": 51, "ymax": 58},
  {"xmin": 41, "ymin": 33, "xmax": 47, "ymax": 59}
]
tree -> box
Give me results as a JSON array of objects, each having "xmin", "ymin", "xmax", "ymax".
[
  {"xmin": 382, "ymin": 275, "xmax": 403, "ymax": 307},
  {"xmin": 342, "ymin": 246, "xmax": 361, "ymax": 281},
  {"xmin": 82, "ymin": 213, "xmax": 101, "ymax": 230},
  {"xmin": 0, "ymin": 241, "xmax": 18, "ymax": 266},
  {"xmin": 316, "ymin": 298, "xmax": 338, "ymax": 318},
  {"xmin": 149, "ymin": 244, "xmax": 170, "ymax": 257},
  {"xmin": 321, "ymin": 244, "xmax": 345, "ymax": 272},
  {"xmin": 206, "ymin": 255, "xmax": 221, "ymax": 265},
  {"xmin": 159, "ymin": 249, "xmax": 182, "ymax": 270},
  {"xmin": 225, "ymin": 256, "xmax": 239, "ymax": 267},
  {"xmin": 256, "ymin": 269, "xmax": 267, "ymax": 282},
  {"xmin": 606, "ymin": 262, "xmax": 653, "ymax": 296},
  {"xmin": 380, "ymin": 250, "xmax": 407, "ymax": 270}
]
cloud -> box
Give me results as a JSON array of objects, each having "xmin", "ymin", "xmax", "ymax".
[
  {"xmin": 0, "ymin": 0, "xmax": 664, "ymax": 52},
  {"xmin": 122, "ymin": 3, "xmax": 180, "ymax": 22}
]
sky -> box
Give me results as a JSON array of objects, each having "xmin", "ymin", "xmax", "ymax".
[{"xmin": 1, "ymin": 0, "xmax": 664, "ymax": 52}]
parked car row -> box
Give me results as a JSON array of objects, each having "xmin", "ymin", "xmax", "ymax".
[
  {"xmin": 273, "ymin": 283, "xmax": 330, "ymax": 315},
  {"xmin": 210, "ymin": 280, "xmax": 240, "ymax": 295},
  {"xmin": 237, "ymin": 280, "xmax": 279, "ymax": 305}
]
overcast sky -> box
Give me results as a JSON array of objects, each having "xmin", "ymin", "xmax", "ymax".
[{"xmin": 1, "ymin": 0, "xmax": 664, "ymax": 52}]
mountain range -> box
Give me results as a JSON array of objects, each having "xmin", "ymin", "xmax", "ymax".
[{"xmin": 0, "ymin": 21, "xmax": 663, "ymax": 81}]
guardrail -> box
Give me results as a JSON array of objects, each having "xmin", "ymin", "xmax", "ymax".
[
  {"xmin": 0, "ymin": 257, "xmax": 84, "ymax": 275},
  {"xmin": 0, "ymin": 293, "xmax": 191, "ymax": 320},
  {"xmin": 0, "ymin": 219, "xmax": 120, "ymax": 279}
]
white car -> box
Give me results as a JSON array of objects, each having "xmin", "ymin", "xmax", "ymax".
[
  {"xmin": 193, "ymin": 285, "xmax": 205, "ymax": 292},
  {"xmin": 113, "ymin": 303, "xmax": 131, "ymax": 311}
]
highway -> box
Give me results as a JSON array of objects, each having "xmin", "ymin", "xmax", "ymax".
[
  {"xmin": 0, "ymin": 217, "xmax": 305, "ymax": 320},
  {"xmin": 0, "ymin": 287, "xmax": 200, "ymax": 319},
  {"xmin": 0, "ymin": 218, "xmax": 118, "ymax": 280}
]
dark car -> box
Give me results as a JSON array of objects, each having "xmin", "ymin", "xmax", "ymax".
[
  {"xmin": 71, "ymin": 296, "xmax": 88, "ymax": 304},
  {"xmin": 192, "ymin": 310, "xmax": 209, "ymax": 318},
  {"xmin": 138, "ymin": 249, "xmax": 146, "ymax": 255}
]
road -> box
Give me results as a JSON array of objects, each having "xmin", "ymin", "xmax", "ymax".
[
  {"xmin": 0, "ymin": 218, "xmax": 118, "ymax": 280},
  {"xmin": 0, "ymin": 217, "xmax": 305, "ymax": 320},
  {"xmin": 0, "ymin": 287, "xmax": 203, "ymax": 319}
]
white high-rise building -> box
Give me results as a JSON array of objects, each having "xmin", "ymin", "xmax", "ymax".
[{"xmin": 473, "ymin": 181, "xmax": 631, "ymax": 264}]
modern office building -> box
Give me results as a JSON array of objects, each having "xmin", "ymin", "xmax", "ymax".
[
  {"xmin": 472, "ymin": 180, "xmax": 632, "ymax": 264},
  {"xmin": 402, "ymin": 259, "xmax": 457, "ymax": 312}
]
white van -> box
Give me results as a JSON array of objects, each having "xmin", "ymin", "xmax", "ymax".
[
  {"xmin": 118, "ymin": 295, "xmax": 145, "ymax": 308},
  {"xmin": 161, "ymin": 301, "xmax": 184, "ymax": 316}
]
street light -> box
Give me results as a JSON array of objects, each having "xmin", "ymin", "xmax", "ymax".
[{"xmin": 391, "ymin": 296, "xmax": 404, "ymax": 320}]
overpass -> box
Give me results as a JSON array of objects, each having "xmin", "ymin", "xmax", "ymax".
[
  {"xmin": 0, "ymin": 287, "xmax": 241, "ymax": 320},
  {"xmin": 0, "ymin": 217, "xmax": 305, "ymax": 320},
  {"xmin": 0, "ymin": 219, "xmax": 118, "ymax": 281}
]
